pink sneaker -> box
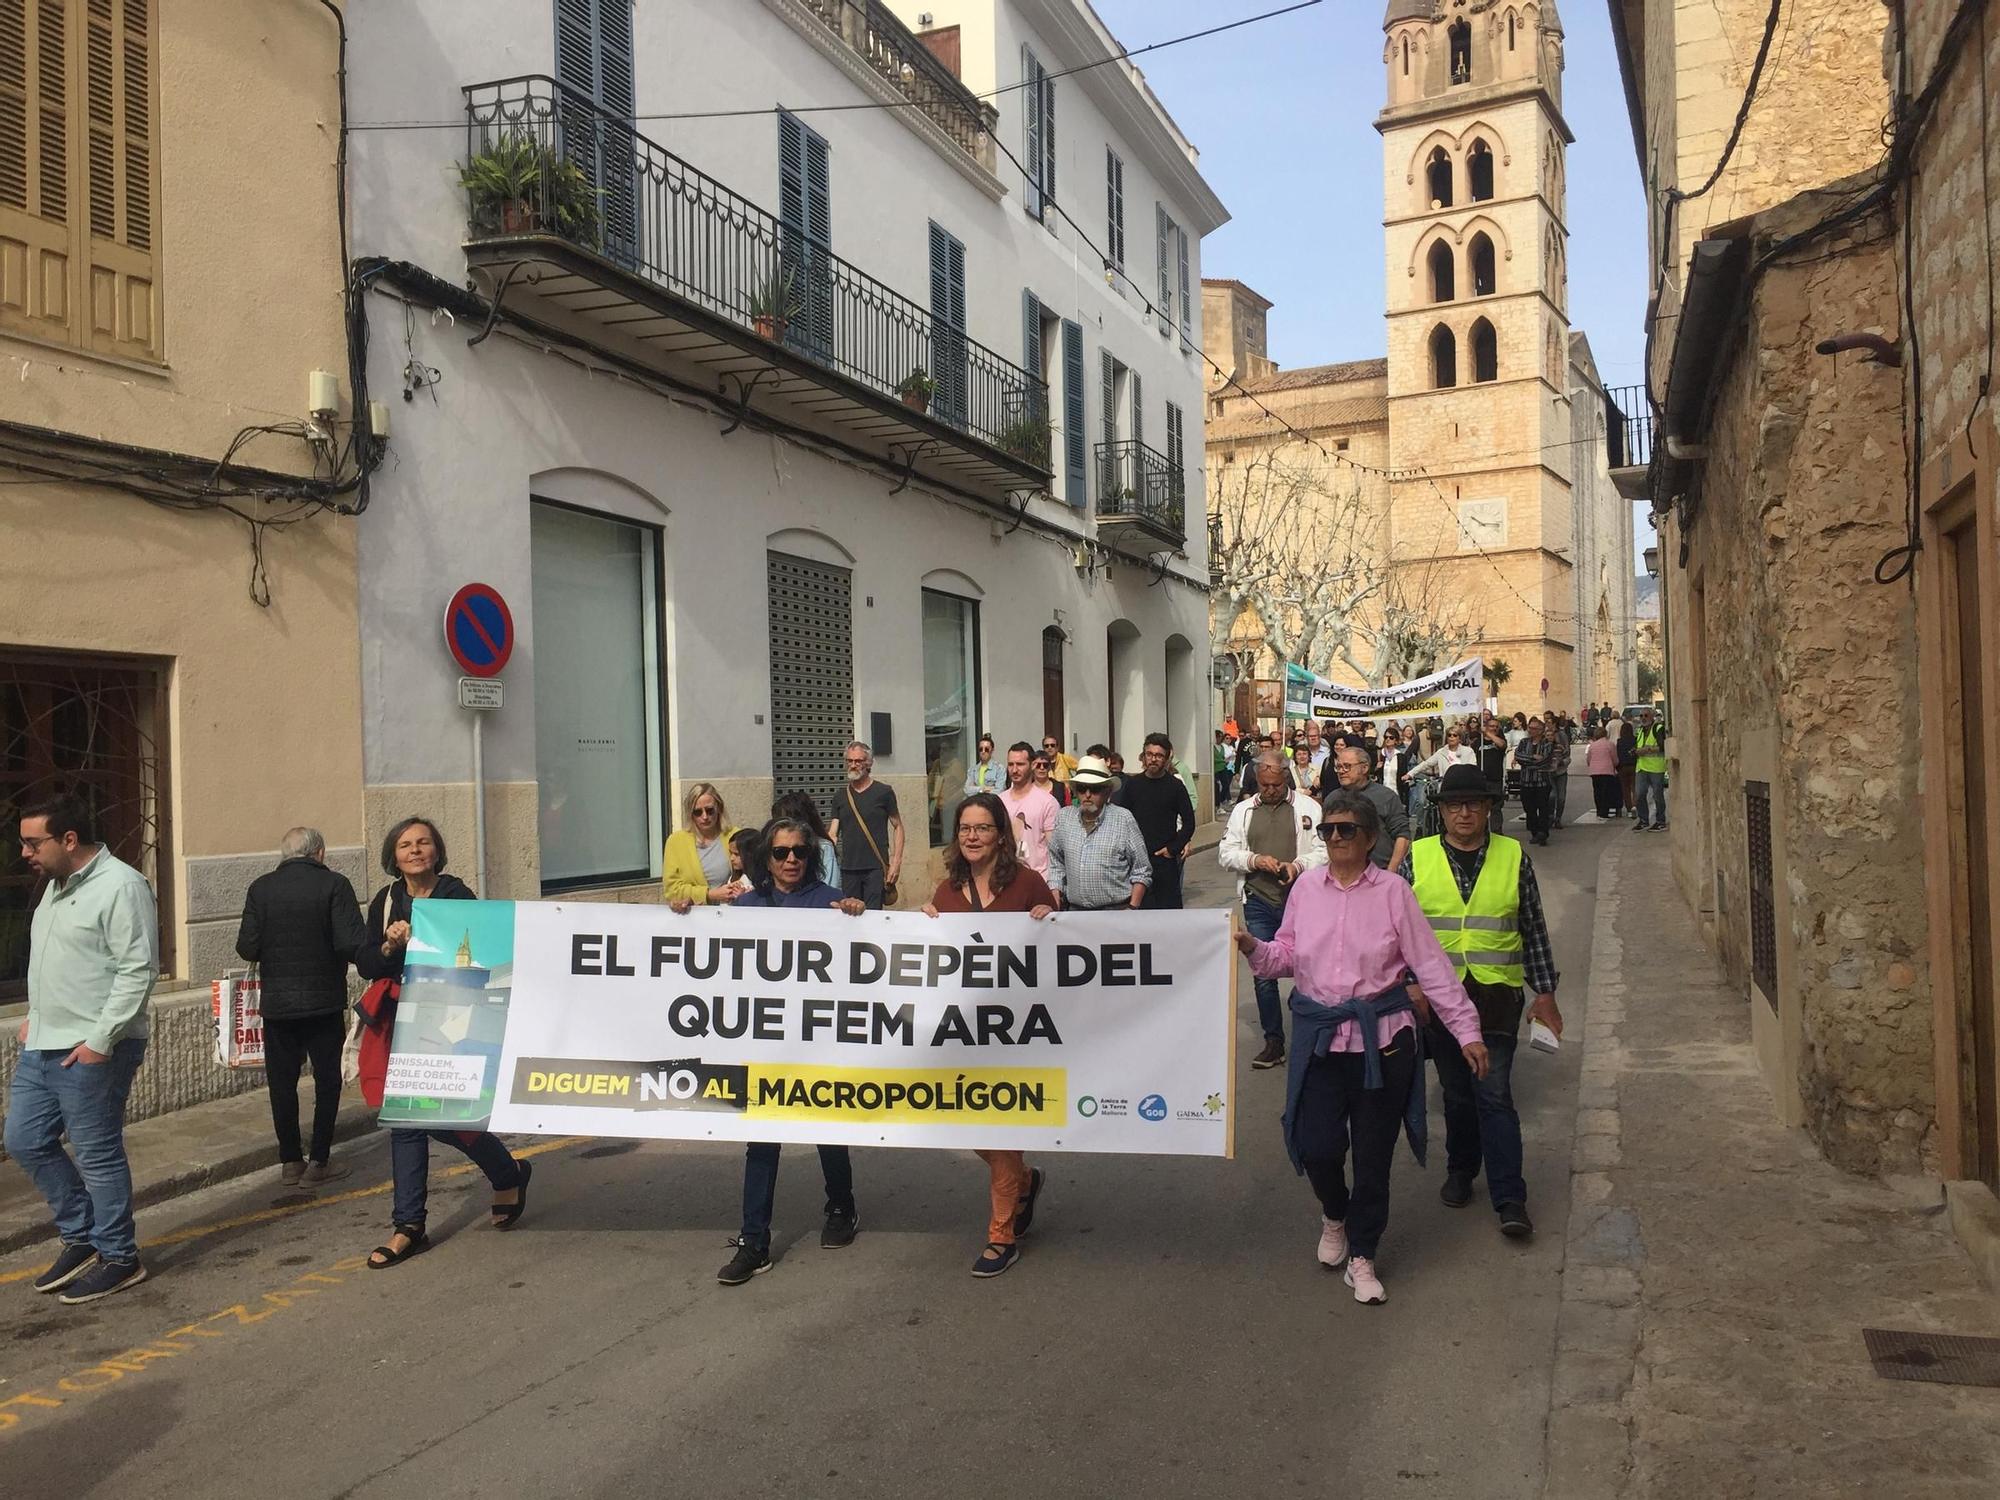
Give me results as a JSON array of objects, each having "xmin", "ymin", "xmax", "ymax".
[
  {"xmin": 1344, "ymin": 1255, "xmax": 1387, "ymax": 1304},
  {"xmin": 1316, "ymin": 1216, "xmax": 1348, "ymax": 1269}
]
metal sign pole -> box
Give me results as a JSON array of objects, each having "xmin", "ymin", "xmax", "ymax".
[{"xmin": 472, "ymin": 708, "xmax": 487, "ymax": 896}]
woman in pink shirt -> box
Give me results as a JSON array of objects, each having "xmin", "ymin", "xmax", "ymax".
[
  {"xmin": 1585, "ymin": 723, "xmax": 1623, "ymax": 819},
  {"xmin": 1237, "ymin": 787, "xmax": 1489, "ymax": 1304}
]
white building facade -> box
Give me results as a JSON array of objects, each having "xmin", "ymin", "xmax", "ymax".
[{"xmin": 342, "ymin": 0, "xmax": 1224, "ymax": 899}]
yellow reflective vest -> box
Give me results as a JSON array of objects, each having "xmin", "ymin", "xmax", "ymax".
[
  {"xmin": 1635, "ymin": 725, "xmax": 1666, "ymax": 774},
  {"xmin": 1409, "ymin": 834, "xmax": 1525, "ymax": 987}
]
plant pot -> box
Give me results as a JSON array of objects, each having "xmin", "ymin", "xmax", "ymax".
[
  {"xmin": 900, "ymin": 390, "xmax": 931, "ymax": 412},
  {"xmin": 499, "ymin": 199, "xmax": 539, "ymax": 234},
  {"xmin": 754, "ymin": 314, "xmax": 788, "ymax": 342}
]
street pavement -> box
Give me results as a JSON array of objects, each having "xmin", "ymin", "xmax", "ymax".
[{"xmin": 0, "ymin": 793, "xmax": 1604, "ymax": 1498}]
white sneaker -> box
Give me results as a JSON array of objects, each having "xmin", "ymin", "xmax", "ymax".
[
  {"xmin": 1316, "ymin": 1216, "xmax": 1348, "ymax": 1269},
  {"xmin": 1343, "ymin": 1255, "xmax": 1387, "ymax": 1304}
]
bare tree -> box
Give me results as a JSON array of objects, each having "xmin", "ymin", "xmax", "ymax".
[{"xmin": 1209, "ymin": 442, "xmax": 1473, "ymax": 692}]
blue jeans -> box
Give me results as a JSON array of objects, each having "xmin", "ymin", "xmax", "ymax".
[
  {"xmin": 1637, "ymin": 770, "xmax": 1669, "ymax": 825},
  {"xmin": 1242, "ymin": 892, "xmax": 1288, "ymax": 1043},
  {"xmin": 740, "ymin": 1142, "xmax": 853, "ymax": 1254},
  {"xmin": 1427, "ymin": 1020, "xmax": 1525, "ymax": 1210},
  {"xmin": 389, "ymin": 1127, "xmax": 521, "ymax": 1230},
  {"xmin": 4, "ymin": 1038, "xmax": 148, "ymax": 1262}
]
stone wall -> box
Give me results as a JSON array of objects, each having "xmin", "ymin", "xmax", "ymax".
[{"xmin": 1680, "ymin": 204, "xmax": 1931, "ymax": 1173}]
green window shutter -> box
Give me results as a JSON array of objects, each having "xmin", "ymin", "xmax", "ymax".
[{"xmin": 1063, "ymin": 320, "xmax": 1086, "ymax": 506}]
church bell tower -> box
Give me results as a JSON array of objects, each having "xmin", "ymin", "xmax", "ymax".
[{"xmin": 1377, "ymin": 0, "xmax": 1577, "ymax": 710}]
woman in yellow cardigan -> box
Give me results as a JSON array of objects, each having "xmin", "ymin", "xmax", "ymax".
[{"xmin": 662, "ymin": 783, "xmax": 742, "ymax": 904}]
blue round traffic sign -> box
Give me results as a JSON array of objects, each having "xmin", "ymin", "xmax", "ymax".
[{"xmin": 444, "ymin": 582, "xmax": 514, "ymax": 678}]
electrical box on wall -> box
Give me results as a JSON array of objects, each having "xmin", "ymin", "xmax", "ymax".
[{"xmin": 870, "ymin": 712, "xmax": 892, "ymax": 757}]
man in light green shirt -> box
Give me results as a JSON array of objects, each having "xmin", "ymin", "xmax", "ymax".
[{"xmin": 6, "ymin": 794, "xmax": 158, "ymax": 1304}]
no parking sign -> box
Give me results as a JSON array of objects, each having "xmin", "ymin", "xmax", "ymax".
[{"xmin": 444, "ymin": 582, "xmax": 514, "ymax": 679}]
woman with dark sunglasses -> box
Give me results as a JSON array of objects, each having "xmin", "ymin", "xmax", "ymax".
[
  {"xmin": 1234, "ymin": 789, "xmax": 1489, "ymax": 1305},
  {"xmin": 669, "ymin": 816, "xmax": 866, "ymax": 1284}
]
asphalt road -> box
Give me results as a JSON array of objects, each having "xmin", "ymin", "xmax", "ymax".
[{"xmin": 0, "ymin": 783, "xmax": 1606, "ymax": 1499}]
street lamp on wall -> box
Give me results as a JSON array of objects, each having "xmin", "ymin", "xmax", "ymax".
[{"xmin": 1643, "ymin": 545, "xmax": 1660, "ymax": 578}]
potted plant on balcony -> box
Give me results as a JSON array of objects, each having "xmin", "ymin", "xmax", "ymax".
[
  {"xmin": 897, "ymin": 368, "xmax": 936, "ymax": 412},
  {"xmin": 748, "ymin": 267, "xmax": 800, "ymax": 342},
  {"xmin": 458, "ymin": 136, "xmax": 601, "ymax": 243},
  {"xmin": 996, "ymin": 411, "xmax": 1053, "ymax": 466}
]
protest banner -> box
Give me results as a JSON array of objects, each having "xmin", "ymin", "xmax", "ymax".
[
  {"xmin": 379, "ymin": 899, "xmax": 1236, "ymax": 1157},
  {"xmin": 1283, "ymin": 657, "xmax": 1484, "ymax": 720}
]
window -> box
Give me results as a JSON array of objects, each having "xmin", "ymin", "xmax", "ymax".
[
  {"xmin": 922, "ymin": 590, "xmax": 981, "ymax": 846},
  {"xmin": 1402, "ymin": 35, "xmax": 1410, "ymax": 75},
  {"xmin": 929, "ymin": 221, "xmax": 967, "ymax": 425},
  {"xmin": 530, "ymin": 502, "xmax": 663, "ymax": 890},
  {"xmin": 555, "ymin": 0, "xmax": 636, "ymax": 261},
  {"xmin": 1165, "ymin": 400, "xmax": 1186, "ymax": 506},
  {"xmin": 1508, "ymin": 13, "xmax": 1517, "ymax": 49},
  {"xmin": 778, "ymin": 111, "xmax": 832, "ymax": 360},
  {"xmin": 1426, "ymin": 147, "xmax": 1453, "ymax": 208},
  {"xmin": 1022, "ymin": 44, "xmax": 1055, "ymax": 222},
  {"xmin": 1467, "ymin": 139, "xmax": 1494, "ymax": 201},
  {"xmin": 1105, "ymin": 149, "xmax": 1124, "ymax": 269},
  {"xmin": 1470, "ymin": 317, "xmax": 1497, "ymax": 382},
  {"xmin": 1470, "ymin": 232, "xmax": 1496, "ymax": 295},
  {"xmin": 1746, "ymin": 781, "xmax": 1776, "ymax": 1003},
  {"xmin": 1022, "ymin": 287, "xmax": 1056, "ymax": 473},
  {"xmin": 1449, "ymin": 19, "xmax": 1472, "ymax": 82},
  {"xmin": 1042, "ymin": 627, "xmax": 1065, "ymax": 745},
  {"xmin": 1428, "ymin": 240, "xmax": 1455, "ymax": 302},
  {"xmin": 1098, "ymin": 347, "xmax": 1141, "ymax": 500},
  {"xmin": 1430, "ymin": 323, "xmax": 1457, "ymax": 388},
  {"xmin": 0, "ymin": 0, "xmax": 160, "ymax": 360}
]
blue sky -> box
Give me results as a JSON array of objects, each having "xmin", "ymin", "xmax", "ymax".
[{"xmin": 1090, "ymin": 0, "xmax": 1650, "ymax": 384}]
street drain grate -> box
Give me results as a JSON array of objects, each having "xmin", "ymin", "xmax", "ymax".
[{"xmin": 1863, "ymin": 1328, "xmax": 2000, "ymax": 1387}]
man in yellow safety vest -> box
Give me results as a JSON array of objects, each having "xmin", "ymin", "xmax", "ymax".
[
  {"xmin": 1399, "ymin": 764, "xmax": 1564, "ymax": 1238},
  {"xmin": 1633, "ymin": 708, "xmax": 1669, "ymax": 832}
]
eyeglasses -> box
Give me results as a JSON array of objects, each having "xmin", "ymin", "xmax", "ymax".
[
  {"xmin": 18, "ymin": 834, "xmax": 58, "ymax": 852},
  {"xmin": 958, "ymin": 823, "xmax": 1000, "ymax": 837},
  {"xmin": 769, "ymin": 845, "xmax": 810, "ymax": 862},
  {"xmin": 1318, "ymin": 821, "xmax": 1365, "ymax": 841}
]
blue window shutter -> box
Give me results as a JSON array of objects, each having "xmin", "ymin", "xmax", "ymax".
[
  {"xmin": 1099, "ymin": 347, "xmax": 1115, "ymax": 497},
  {"xmin": 1177, "ymin": 226, "xmax": 1192, "ymax": 339},
  {"xmin": 1022, "ymin": 45, "xmax": 1043, "ymax": 220},
  {"xmin": 1063, "ymin": 320, "xmax": 1086, "ymax": 506},
  {"xmin": 597, "ymin": 0, "xmax": 634, "ymax": 114},
  {"xmin": 555, "ymin": 0, "xmax": 594, "ymax": 95},
  {"xmin": 1156, "ymin": 204, "xmax": 1171, "ymax": 335},
  {"xmin": 1106, "ymin": 150, "xmax": 1124, "ymax": 268},
  {"xmin": 1041, "ymin": 65, "xmax": 1056, "ymax": 211},
  {"xmin": 779, "ymin": 113, "xmax": 804, "ymax": 233},
  {"xmin": 930, "ymin": 222, "xmax": 967, "ymax": 424},
  {"xmin": 1022, "ymin": 288, "xmax": 1041, "ymax": 377}
]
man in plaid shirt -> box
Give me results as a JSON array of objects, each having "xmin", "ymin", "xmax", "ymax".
[{"xmin": 1398, "ymin": 764, "xmax": 1564, "ymax": 1239}]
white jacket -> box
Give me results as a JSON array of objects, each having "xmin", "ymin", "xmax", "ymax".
[{"xmin": 1218, "ymin": 790, "xmax": 1328, "ymax": 901}]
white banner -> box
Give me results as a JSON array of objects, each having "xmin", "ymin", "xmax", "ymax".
[
  {"xmin": 1286, "ymin": 657, "xmax": 1484, "ymax": 720},
  {"xmin": 382, "ymin": 900, "xmax": 1236, "ymax": 1157}
]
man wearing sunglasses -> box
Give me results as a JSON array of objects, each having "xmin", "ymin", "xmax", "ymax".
[
  {"xmin": 1046, "ymin": 756, "xmax": 1151, "ymax": 911},
  {"xmin": 1398, "ymin": 764, "xmax": 1564, "ymax": 1239}
]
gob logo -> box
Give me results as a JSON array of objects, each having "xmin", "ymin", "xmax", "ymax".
[
  {"xmin": 1138, "ymin": 1094, "xmax": 1168, "ymax": 1122},
  {"xmin": 1077, "ymin": 1095, "xmax": 1099, "ymax": 1118}
]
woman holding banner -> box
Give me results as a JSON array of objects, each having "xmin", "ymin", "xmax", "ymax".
[
  {"xmin": 357, "ymin": 817, "xmax": 531, "ymax": 1270},
  {"xmin": 921, "ymin": 791, "xmax": 1057, "ymax": 1278},
  {"xmin": 1235, "ymin": 789, "xmax": 1489, "ymax": 1305},
  {"xmin": 671, "ymin": 816, "xmax": 867, "ymax": 1286}
]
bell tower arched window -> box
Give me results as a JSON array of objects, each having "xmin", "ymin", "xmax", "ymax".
[
  {"xmin": 1469, "ymin": 232, "xmax": 1496, "ymax": 296},
  {"xmin": 1467, "ymin": 140, "xmax": 1494, "ymax": 202},
  {"xmin": 1470, "ymin": 318, "xmax": 1498, "ymax": 383},
  {"xmin": 1430, "ymin": 324, "xmax": 1458, "ymax": 388},
  {"xmin": 1426, "ymin": 147, "xmax": 1453, "ymax": 209},
  {"xmin": 1448, "ymin": 20, "xmax": 1472, "ymax": 83},
  {"xmin": 1402, "ymin": 36, "xmax": 1410, "ymax": 75},
  {"xmin": 1428, "ymin": 240, "xmax": 1456, "ymax": 303},
  {"xmin": 1508, "ymin": 13, "xmax": 1517, "ymax": 49}
]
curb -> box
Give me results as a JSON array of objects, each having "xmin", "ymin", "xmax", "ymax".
[
  {"xmin": 0, "ymin": 1104, "xmax": 378, "ymax": 1259},
  {"xmin": 1541, "ymin": 842, "xmax": 1640, "ymax": 1500}
]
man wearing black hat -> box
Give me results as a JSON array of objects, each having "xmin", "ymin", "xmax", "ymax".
[{"xmin": 1398, "ymin": 764, "xmax": 1563, "ymax": 1238}]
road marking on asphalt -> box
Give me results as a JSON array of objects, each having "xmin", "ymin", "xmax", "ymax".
[
  {"xmin": 0, "ymin": 1135, "xmax": 586, "ymax": 1286},
  {"xmin": 0, "ymin": 1135, "xmax": 589, "ymax": 1436}
]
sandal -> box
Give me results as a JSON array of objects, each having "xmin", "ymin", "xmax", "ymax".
[
  {"xmin": 367, "ymin": 1225, "xmax": 430, "ymax": 1269},
  {"xmin": 491, "ymin": 1157, "xmax": 532, "ymax": 1228}
]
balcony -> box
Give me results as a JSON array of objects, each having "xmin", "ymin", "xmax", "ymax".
[
  {"xmin": 792, "ymin": 0, "xmax": 998, "ymax": 171},
  {"xmin": 1095, "ymin": 439, "xmax": 1186, "ymax": 549},
  {"xmin": 1605, "ymin": 383, "xmax": 1654, "ymax": 502},
  {"xmin": 458, "ymin": 77, "xmax": 1049, "ymax": 498}
]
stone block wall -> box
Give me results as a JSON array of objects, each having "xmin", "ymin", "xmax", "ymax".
[{"xmin": 1681, "ymin": 209, "xmax": 1931, "ymax": 1174}]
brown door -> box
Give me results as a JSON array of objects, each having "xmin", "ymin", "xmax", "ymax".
[
  {"xmin": 1042, "ymin": 627, "xmax": 1065, "ymax": 746},
  {"xmin": 1946, "ymin": 517, "xmax": 1998, "ymax": 1188}
]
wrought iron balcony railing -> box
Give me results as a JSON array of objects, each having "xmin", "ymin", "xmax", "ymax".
[
  {"xmin": 796, "ymin": 0, "xmax": 995, "ymax": 165},
  {"xmin": 1095, "ymin": 439, "xmax": 1186, "ymax": 542},
  {"xmin": 1606, "ymin": 383, "xmax": 1655, "ymax": 470},
  {"xmin": 461, "ymin": 77, "xmax": 1045, "ymax": 467}
]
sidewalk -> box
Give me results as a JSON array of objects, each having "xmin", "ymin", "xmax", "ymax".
[
  {"xmin": 1545, "ymin": 841, "xmax": 2000, "ymax": 1498},
  {"xmin": 0, "ymin": 1080, "xmax": 375, "ymax": 1256}
]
